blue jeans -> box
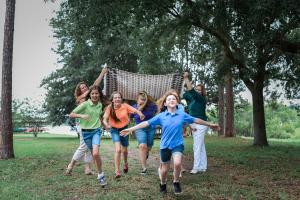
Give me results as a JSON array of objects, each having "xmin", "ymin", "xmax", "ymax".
[
  {"xmin": 82, "ymin": 128, "xmax": 102, "ymax": 150},
  {"xmin": 160, "ymin": 144, "xmax": 184, "ymax": 163},
  {"xmin": 110, "ymin": 126, "xmax": 129, "ymax": 147},
  {"xmin": 135, "ymin": 127, "xmax": 155, "ymax": 147}
]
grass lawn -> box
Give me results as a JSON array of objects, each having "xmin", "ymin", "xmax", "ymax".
[{"xmin": 0, "ymin": 133, "xmax": 299, "ymax": 200}]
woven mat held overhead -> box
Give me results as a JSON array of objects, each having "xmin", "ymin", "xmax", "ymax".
[{"xmin": 103, "ymin": 68, "xmax": 184, "ymax": 100}]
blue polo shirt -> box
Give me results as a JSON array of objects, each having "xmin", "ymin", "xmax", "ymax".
[{"xmin": 148, "ymin": 109, "xmax": 195, "ymax": 149}]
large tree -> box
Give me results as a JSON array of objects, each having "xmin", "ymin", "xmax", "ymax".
[
  {"xmin": 122, "ymin": 0, "xmax": 300, "ymax": 146},
  {"xmin": 0, "ymin": 0, "xmax": 16, "ymax": 159}
]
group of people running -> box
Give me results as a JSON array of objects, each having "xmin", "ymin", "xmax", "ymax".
[{"xmin": 65, "ymin": 65, "xmax": 219, "ymax": 195}]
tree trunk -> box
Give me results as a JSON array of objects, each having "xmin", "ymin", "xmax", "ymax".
[
  {"xmin": 225, "ymin": 72, "xmax": 234, "ymax": 137},
  {"xmin": 251, "ymin": 83, "xmax": 268, "ymax": 146},
  {"xmin": 218, "ymin": 82, "xmax": 225, "ymax": 136},
  {"xmin": 0, "ymin": 0, "xmax": 16, "ymax": 159}
]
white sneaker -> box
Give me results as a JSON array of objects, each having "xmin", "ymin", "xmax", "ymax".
[{"xmin": 190, "ymin": 169, "xmax": 199, "ymax": 174}]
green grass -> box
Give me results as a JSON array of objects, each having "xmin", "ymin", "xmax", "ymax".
[{"xmin": 0, "ymin": 133, "xmax": 299, "ymax": 200}]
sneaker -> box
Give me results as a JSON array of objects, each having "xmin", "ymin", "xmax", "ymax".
[
  {"xmin": 173, "ymin": 182, "xmax": 182, "ymax": 195},
  {"xmin": 199, "ymin": 169, "xmax": 206, "ymax": 173},
  {"xmin": 140, "ymin": 168, "xmax": 147, "ymax": 175},
  {"xmin": 98, "ymin": 175, "xmax": 107, "ymax": 187},
  {"xmin": 123, "ymin": 163, "xmax": 129, "ymax": 173},
  {"xmin": 115, "ymin": 171, "xmax": 121, "ymax": 178},
  {"xmin": 159, "ymin": 183, "xmax": 167, "ymax": 194},
  {"xmin": 190, "ymin": 169, "xmax": 199, "ymax": 174}
]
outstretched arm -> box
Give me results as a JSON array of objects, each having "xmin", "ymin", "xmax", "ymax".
[
  {"xmin": 69, "ymin": 112, "xmax": 90, "ymax": 120},
  {"xmin": 194, "ymin": 118, "xmax": 220, "ymax": 131},
  {"xmin": 120, "ymin": 121, "xmax": 149, "ymax": 136},
  {"xmin": 132, "ymin": 107, "xmax": 145, "ymax": 120},
  {"xmin": 93, "ymin": 63, "xmax": 109, "ymax": 86},
  {"xmin": 183, "ymin": 72, "xmax": 193, "ymax": 91}
]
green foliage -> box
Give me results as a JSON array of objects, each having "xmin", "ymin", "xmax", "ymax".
[
  {"xmin": 235, "ymin": 100, "xmax": 300, "ymax": 139},
  {"xmin": 12, "ymin": 98, "xmax": 47, "ymax": 136}
]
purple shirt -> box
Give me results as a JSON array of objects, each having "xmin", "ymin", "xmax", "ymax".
[{"xmin": 132, "ymin": 103, "xmax": 157, "ymax": 124}]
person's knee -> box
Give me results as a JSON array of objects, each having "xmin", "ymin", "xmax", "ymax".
[
  {"xmin": 92, "ymin": 149, "xmax": 99, "ymax": 157},
  {"xmin": 139, "ymin": 144, "xmax": 147, "ymax": 151},
  {"xmin": 115, "ymin": 147, "xmax": 122, "ymax": 154},
  {"xmin": 122, "ymin": 147, "xmax": 128, "ymax": 154}
]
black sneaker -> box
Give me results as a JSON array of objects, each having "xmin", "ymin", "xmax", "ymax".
[
  {"xmin": 140, "ymin": 168, "xmax": 147, "ymax": 175},
  {"xmin": 160, "ymin": 183, "xmax": 167, "ymax": 194},
  {"xmin": 173, "ymin": 182, "xmax": 182, "ymax": 195}
]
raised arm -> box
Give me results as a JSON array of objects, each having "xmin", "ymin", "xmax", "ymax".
[
  {"xmin": 120, "ymin": 121, "xmax": 149, "ymax": 136},
  {"xmin": 93, "ymin": 63, "xmax": 109, "ymax": 86},
  {"xmin": 76, "ymin": 90, "xmax": 90, "ymax": 104},
  {"xmin": 183, "ymin": 72, "xmax": 193, "ymax": 91}
]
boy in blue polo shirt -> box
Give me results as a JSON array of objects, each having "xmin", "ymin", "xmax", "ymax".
[{"xmin": 121, "ymin": 91, "xmax": 219, "ymax": 195}]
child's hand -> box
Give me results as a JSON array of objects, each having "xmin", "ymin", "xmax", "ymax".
[
  {"xmin": 139, "ymin": 114, "xmax": 145, "ymax": 120},
  {"xmin": 81, "ymin": 114, "xmax": 90, "ymax": 120},
  {"xmin": 209, "ymin": 124, "xmax": 220, "ymax": 131},
  {"xmin": 104, "ymin": 124, "xmax": 111, "ymax": 130},
  {"xmin": 120, "ymin": 129, "xmax": 131, "ymax": 136},
  {"xmin": 183, "ymin": 72, "xmax": 189, "ymax": 78},
  {"xmin": 101, "ymin": 63, "xmax": 109, "ymax": 74}
]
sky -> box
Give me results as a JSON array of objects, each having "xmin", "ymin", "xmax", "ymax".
[{"xmin": 0, "ymin": 0, "xmax": 61, "ymax": 102}]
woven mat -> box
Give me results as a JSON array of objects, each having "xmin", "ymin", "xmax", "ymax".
[{"xmin": 103, "ymin": 68, "xmax": 184, "ymax": 100}]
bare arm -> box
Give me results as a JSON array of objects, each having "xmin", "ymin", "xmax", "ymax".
[
  {"xmin": 131, "ymin": 106, "xmax": 145, "ymax": 120},
  {"xmin": 93, "ymin": 64, "xmax": 108, "ymax": 86},
  {"xmin": 102, "ymin": 106, "xmax": 111, "ymax": 129},
  {"xmin": 120, "ymin": 121, "xmax": 149, "ymax": 136},
  {"xmin": 183, "ymin": 72, "xmax": 193, "ymax": 90},
  {"xmin": 194, "ymin": 118, "xmax": 220, "ymax": 131},
  {"xmin": 69, "ymin": 112, "xmax": 90, "ymax": 120},
  {"xmin": 76, "ymin": 90, "xmax": 89, "ymax": 104}
]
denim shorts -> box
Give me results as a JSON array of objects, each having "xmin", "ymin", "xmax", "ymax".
[
  {"xmin": 135, "ymin": 127, "xmax": 155, "ymax": 147},
  {"xmin": 110, "ymin": 126, "xmax": 129, "ymax": 147},
  {"xmin": 82, "ymin": 128, "xmax": 102, "ymax": 150},
  {"xmin": 160, "ymin": 144, "xmax": 184, "ymax": 163}
]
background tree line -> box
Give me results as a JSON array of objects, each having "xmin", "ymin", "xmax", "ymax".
[{"xmin": 40, "ymin": 0, "xmax": 300, "ymax": 147}]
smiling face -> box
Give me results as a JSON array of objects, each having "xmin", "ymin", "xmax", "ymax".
[
  {"xmin": 79, "ymin": 83, "xmax": 89, "ymax": 93},
  {"xmin": 90, "ymin": 89, "xmax": 100, "ymax": 103},
  {"xmin": 137, "ymin": 94, "xmax": 146, "ymax": 106},
  {"xmin": 164, "ymin": 94, "xmax": 178, "ymax": 109},
  {"xmin": 112, "ymin": 93, "xmax": 122, "ymax": 106}
]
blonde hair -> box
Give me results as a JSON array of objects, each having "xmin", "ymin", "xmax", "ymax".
[{"xmin": 136, "ymin": 91, "xmax": 154, "ymax": 111}]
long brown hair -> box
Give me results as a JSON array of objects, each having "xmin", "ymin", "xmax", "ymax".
[
  {"xmin": 136, "ymin": 91, "xmax": 154, "ymax": 111},
  {"xmin": 74, "ymin": 82, "xmax": 88, "ymax": 101},
  {"xmin": 196, "ymin": 84, "xmax": 207, "ymax": 96},
  {"xmin": 108, "ymin": 91, "xmax": 123, "ymax": 122},
  {"xmin": 88, "ymin": 85, "xmax": 109, "ymax": 110},
  {"xmin": 157, "ymin": 90, "xmax": 180, "ymax": 113}
]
